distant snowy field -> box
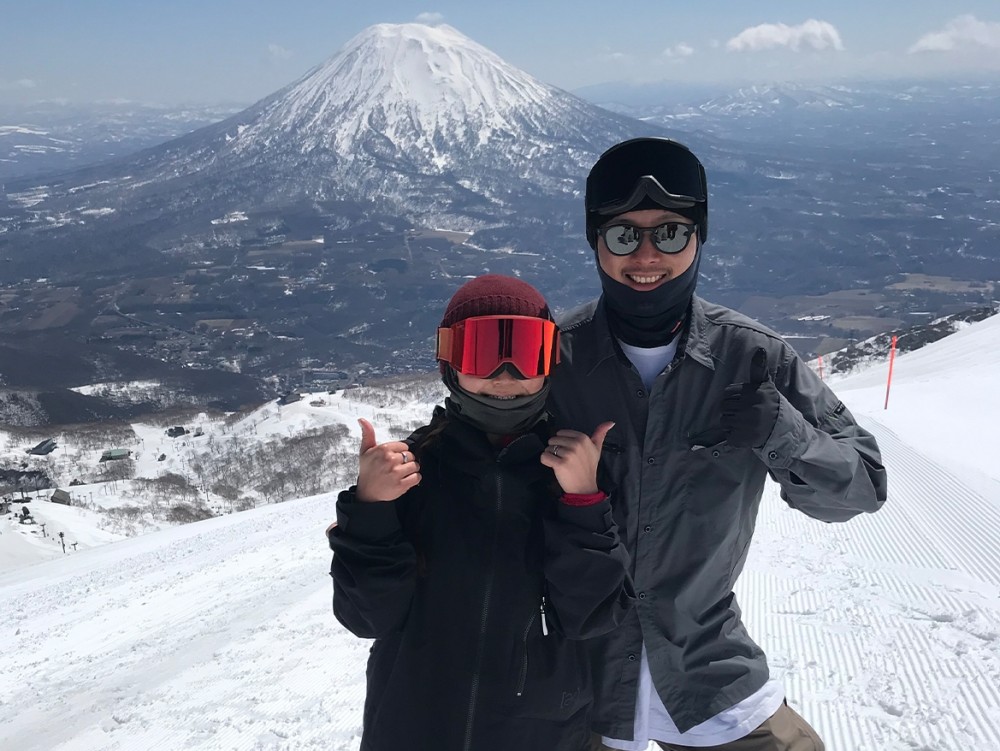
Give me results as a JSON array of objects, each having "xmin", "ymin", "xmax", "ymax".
[{"xmin": 2, "ymin": 318, "xmax": 1000, "ymax": 750}]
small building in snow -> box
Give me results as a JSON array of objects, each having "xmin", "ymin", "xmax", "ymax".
[
  {"xmin": 51, "ymin": 489, "xmax": 72, "ymax": 505},
  {"xmin": 27, "ymin": 439, "xmax": 57, "ymax": 456},
  {"xmin": 99, "ymin": 449, "xmax": 132, "ymax": 462}
]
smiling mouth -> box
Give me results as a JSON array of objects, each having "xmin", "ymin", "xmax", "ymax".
[
  {"xmin": 625, "ymin": 272, "xmax": 666, "ymax": 285},
  {"xmin": 485, "ymin": 394, "xmax": 519, "ymax": 400}
]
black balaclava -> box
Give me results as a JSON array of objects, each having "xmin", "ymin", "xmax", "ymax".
[
  {"xmin": 598, "ymin": 245, "xmax": 700, "ymax": 347},
  {"xmin": 443, "ymin": 367, "xmax": 549, "ymax": 436},
  {"xmin": 585, "ymin": 138, "xmax": 709, "ymax": 348}
]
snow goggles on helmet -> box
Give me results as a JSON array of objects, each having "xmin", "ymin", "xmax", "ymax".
[
  {"xmin": 436, "ymin": 316, "xmax": 560, "ymax": 379},
  {"xmin": 598, "ymin": 221, "xmax": 698, "ymax": 256}
]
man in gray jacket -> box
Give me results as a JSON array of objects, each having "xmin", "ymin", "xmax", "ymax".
[{"xmin": 549, "ymin": 137, "xmax": 888, "ymax": 751}]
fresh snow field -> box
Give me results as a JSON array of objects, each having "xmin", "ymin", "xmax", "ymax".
[{"xmin": 2, "ymin": 315, "xmax": 1000, "ymax": 750}]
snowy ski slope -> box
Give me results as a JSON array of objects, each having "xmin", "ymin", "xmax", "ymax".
[{"xmin": 2, "ymin": 315, "xmax": 999, "ymax": 750}]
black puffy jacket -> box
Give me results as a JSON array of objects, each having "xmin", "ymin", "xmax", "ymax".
[{"xmin": 330, "ymin": 411, "xmax": 634, "ymax": 751}]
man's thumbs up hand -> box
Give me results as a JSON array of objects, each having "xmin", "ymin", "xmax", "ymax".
[
  {"xmin": 747, "ymin": 346, "xmax": 770, "ymax": 389},
  {"xmin": 720, "ymin": 348, "xmax": 781, "ymax": 449},
  {"xmin": 355, "ymin": 418, "xmax": 421, "ymax": 502}
]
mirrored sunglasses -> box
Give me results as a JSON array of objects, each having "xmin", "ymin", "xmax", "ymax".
[{"xmin": 599, "ymin": 222, "xmax": 698, "ymax": 256}]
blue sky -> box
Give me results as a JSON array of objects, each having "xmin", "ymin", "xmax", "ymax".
[{"xmin": 2, "ymin": 1, "xmax": 999, "ymax": 105}]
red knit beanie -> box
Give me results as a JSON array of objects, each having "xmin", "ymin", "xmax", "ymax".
[{"xmin": 440, "ymin": 274, "xmax": 550, "ymax": 328}]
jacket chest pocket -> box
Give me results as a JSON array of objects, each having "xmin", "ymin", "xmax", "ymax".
[
  {"xmin": 680, "ymin": 435, "xmax": 752, "ymax": 518},
  {"xmin": 598, "ymin": 440, "xmax": 627, "ymax": 497}
]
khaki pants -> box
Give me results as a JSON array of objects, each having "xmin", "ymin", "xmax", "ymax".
[{"xmin": 590, "ymin": 703, "xmax": 825, "ymax": 751}]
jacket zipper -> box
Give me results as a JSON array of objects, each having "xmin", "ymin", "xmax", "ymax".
[
  {"xmin": 514, "ymin": 594, "xmax": 551, "ymax": 697},
  {"xmin": 515, "ymin": 612, "xmax": 537, "ymax": 697},
  {"xmin": 461, "ymin": 469, "xmax": 503, "ymax": 751}
]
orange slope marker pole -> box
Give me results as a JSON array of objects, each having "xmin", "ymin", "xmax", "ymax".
[
  {"xmin": 818, "ymin": 354, "xmax": 824, "ymax": 381},
  {"xmin": 884, "ymin": 335, "xmax": 898, "ymax": 410}
]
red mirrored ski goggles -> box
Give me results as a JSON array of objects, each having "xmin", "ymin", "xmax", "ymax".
[{"xmin": 436, "ymin": 315, "xmax": 560, "ymax": 379}]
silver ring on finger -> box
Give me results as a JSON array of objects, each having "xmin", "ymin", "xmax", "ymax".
[
  {"xmin": 401, "ymin": 451, "xmax": 409, "ymax": 464},
  {"xmin": 551, "ymin": 445, "xmax": 560, "ymax": 458}
]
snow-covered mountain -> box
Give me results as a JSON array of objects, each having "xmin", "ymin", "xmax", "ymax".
[
  {"xmin": 589, "ymin": 78, "xmax": 1000, "ymax": 140},
  {"xmin": 689, "ymin": 79, "xmax": 1000, "ymax": 118},
  {"xmin": 2, "ymin": 310, "xmax": 1000, "ymax": 750},
  {"xmin": 3, "ymin": 37, "xmax": 997, "ymax": 399},
  {"xmin": 238, "ymin": 23, "xmax": 620, "ymax": 174},
  {"xmin": 3, "ymin": 23, "xmax": 659, "ymax": 237},
  {"xmin": 688, "ymin": 82, "xmax": 865, "ymax": 117}
]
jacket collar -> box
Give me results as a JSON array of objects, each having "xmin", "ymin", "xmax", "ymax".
[
  {"xmin": 579, "ymin": 297, "xmax": 622, "ymax": 376},
  {"xmin": 681, "ymin": 296, "xmax": 716, "ymax": 372},
  {"xmin": 574, "ymin": 296, "xmax": 715, "ymax": 374},
  {"xmin": 437, "ymin": 407, "xmax": 549, "ymax": 468}
]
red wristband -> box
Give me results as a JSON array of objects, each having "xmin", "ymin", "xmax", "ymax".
[{"xmin": 560, "ymin": 491, "xmax": 607, "ymax": 507}]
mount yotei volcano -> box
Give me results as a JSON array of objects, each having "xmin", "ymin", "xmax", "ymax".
[
  {"xmin": 4, "ymin": 24, "xmax": 992, "ymax": 408},
  {"xmin": 3, "ymin": 23, "xmax": 662, "ymax": 253},
  {"xmin": 0, "ymin": 23, "xmax": 673, "ymax": 404}
]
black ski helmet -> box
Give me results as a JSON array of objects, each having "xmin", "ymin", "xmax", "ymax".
[{"xmin": 585, "ymin": 137, "xmax": 709, "ymax": 249}]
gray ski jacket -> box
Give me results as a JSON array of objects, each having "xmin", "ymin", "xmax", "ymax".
[{"xmin": 548, "ymin": 295, "xmax": 887, "ymax": 738}]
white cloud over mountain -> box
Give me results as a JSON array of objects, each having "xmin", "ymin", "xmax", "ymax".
[
  {"xmin": 909, "ymin": 14, "xmax": 1000, "ymax": 53},
  {"xmin": 727, "ymin": 19, "xmax": 844, "ymax": 53},
  {"xmin": 415, "ymin": 12, "xmax": 445, "ymax": 24}
]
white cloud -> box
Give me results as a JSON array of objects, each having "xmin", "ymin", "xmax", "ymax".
[
  {"xmin": 415, "ymin": 12, "xmax": 445, "ymax": 24},
  {"xmin": 909, "ymin": 15, "xmax": 1000, "ymax": 53},
  {"xmin": 663, "ymin": 43, "xmax": 694, "ymax": 59},
  {"xmin": 267, "ymin": 43, "xmax": 292, "ymax": 61},
  {"xmin": 727, "ymin": 19, "xmax": 844, "ymax": 53},
  {"xmin": 602, "ymin": 51, "xmax": 630, "ymax": 62},
  {"xmin": 0, "ymin": 78, "xmax": 37, "ymax": 90}
]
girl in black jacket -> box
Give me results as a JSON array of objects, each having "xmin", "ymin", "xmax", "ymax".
[{"xmin": 328, "ymin": 274, "xmax": 634, "ymax": 751}]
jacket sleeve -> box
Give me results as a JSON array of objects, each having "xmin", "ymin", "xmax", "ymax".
[
  {"xmin": 760, "ymin": 346, "xmax": 888, "ymax": 523},
  {"xmin": 543, "ymin": 497, "xmax": 636, "ymax": 640},
  {"xmin": 329, "ymin": 486, "xmax": 419, "ymax": 639}
]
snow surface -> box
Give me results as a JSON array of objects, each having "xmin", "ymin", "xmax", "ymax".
[{"xmin": 2, "ymin": 318, "xmax": 1000, "ymax": 750}]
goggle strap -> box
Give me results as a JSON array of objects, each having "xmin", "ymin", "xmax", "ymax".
[{"xmin": 436, "ymin": 327, "xmax": 454, "ymax": 361}]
